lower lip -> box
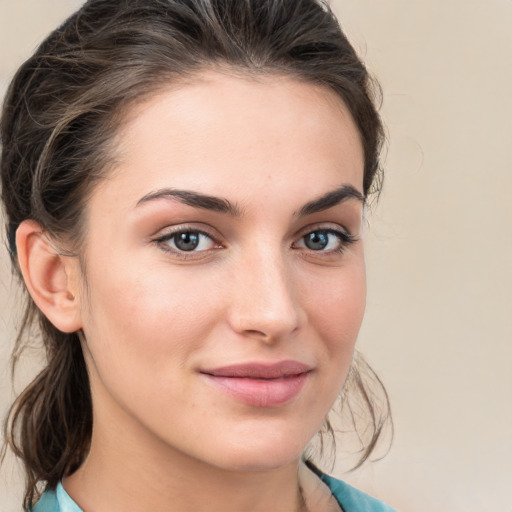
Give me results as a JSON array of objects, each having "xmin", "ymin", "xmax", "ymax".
[{"xmin": 202, "ymin": 372, "xmax": 310, "ymax": 408}]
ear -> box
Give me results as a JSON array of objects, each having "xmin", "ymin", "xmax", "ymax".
[{"xmin": 16, "ymin": 220, "xmax": 83, "ymax": 333}]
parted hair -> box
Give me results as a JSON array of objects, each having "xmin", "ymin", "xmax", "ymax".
[{"xmin": 0, "ymin": 0, "xmax": 390, "ymax": 508}]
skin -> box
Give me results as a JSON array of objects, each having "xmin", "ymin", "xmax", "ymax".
[{"xmin": 21, "ymin": 71, "xmax": 366, "ymax": 511}]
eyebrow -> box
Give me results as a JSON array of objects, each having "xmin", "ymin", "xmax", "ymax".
[
  {"xmin": 297, "ymin": 184, "xmax": 364, "ymax": 217},
  {"xmin": 136, "ymin": 183, "xmax": 363, "ymax": 217},
  {"xmin": 136, "ymin": 188, "xmax": 242, "ymax": 216}
]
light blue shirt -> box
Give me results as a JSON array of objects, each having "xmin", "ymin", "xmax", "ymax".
[
  {"xmin": 32, "ymin": 475, "xmax": 397, "ymax": 512},
  {"xmin": 32, "ymin": 483, "xmax": 81, "ymax": 512}
]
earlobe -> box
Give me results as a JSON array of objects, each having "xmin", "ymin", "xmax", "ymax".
[{"xmin": 16, "ymin": 220, "xmax": 83, "ymax": 333}]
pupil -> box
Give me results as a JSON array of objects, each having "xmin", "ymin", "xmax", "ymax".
[
  {"xmin": 175, "ymin": 232, "xmax": 199, "ymax": 251},
  {"xmin": 305, "ymin": 232, "xmax": 328, "ymax": 250}
]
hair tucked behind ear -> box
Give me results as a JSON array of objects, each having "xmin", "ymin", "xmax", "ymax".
[{"xmin": 1, "ymin": 0, "xmax": 388, "ymax": 508}]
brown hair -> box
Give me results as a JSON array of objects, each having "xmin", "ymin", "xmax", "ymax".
[{"xmin": 0, "ymin": 0, "xmax": 389, "ymax": 508}]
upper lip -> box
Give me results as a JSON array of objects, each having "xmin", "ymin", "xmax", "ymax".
[{"xmin": 200, "ymin": 360, "xmax": 312, "ymax": 379}]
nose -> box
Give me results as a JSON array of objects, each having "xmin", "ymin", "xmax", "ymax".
[{"xmin": 227, "ymin": 247, "xmax": 304, "ymax": 343}]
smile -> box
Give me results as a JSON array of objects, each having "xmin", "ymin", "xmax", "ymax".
[{"xmin": 200, "ymin": 361, "xmax": 312, "ymax": 408}]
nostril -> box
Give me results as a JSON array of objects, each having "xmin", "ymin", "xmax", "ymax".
[{"xmin": 245, "ymin": 329, "xmax": 268, "ymax": 337}]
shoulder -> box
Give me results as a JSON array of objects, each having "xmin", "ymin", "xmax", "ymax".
[
  {"xmin": 31, "ymin": 483, "xmax": 82, "ymax": 512},
  {"xmin": 319, "ymin": 472, "xmax": 398, "ymax": 512},
  {"xmin": 32, "ymin": 474, "xmax": 397, "ymax": 512},
  {"xmin": 31, "ymin": 489, "xmax": 58, "ymax": 512}
]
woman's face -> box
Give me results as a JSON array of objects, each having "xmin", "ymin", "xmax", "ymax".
[{"xmin": 76, "ymin": 71, "xmax": 366, "ymax": 471}]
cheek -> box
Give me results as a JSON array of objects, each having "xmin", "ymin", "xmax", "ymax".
[
  {"xmin": 78, "ymin": 264, "xmax": 229, "ymax": 435},
  {"xmin": 303, "ymin": 260, "xmax": 366, "ymax": 362},
  {"xmin": 80, "ymin": 258, "xmax": 225, "ymax": 381}
]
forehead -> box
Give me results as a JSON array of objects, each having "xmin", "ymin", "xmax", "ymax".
[{"xmin": 94, "ymin": 71, "xmax": 364, "ymax": 213}]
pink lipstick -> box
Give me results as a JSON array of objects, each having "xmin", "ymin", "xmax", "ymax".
[{"xmin": 200, "ymin": 361, "xmax": 311, "ymax": 408}]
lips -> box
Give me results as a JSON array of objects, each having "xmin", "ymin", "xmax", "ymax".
[{"xmin": 200, "ymin": 361, "xmax": 311, "ymax": 408}]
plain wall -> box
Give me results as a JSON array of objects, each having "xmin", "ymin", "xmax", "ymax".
[{"xmin": 1, "ymin": 1, "xmax": 511, "ymax": 511}]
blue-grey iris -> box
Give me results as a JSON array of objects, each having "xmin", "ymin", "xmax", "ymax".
[
  {"xmin": 304, "ymin": 231, "xmax": 329, "ymax": 250},
  {"xmin": 175, "ymin": 232, "xmax": 200, "ymax": 251}
]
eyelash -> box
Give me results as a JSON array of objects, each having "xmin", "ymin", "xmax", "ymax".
[
  {"xmin": 152, "ymin": 226, "xmax": 357, "ymax": 260},
  {"xmin": 153, "ymin": 227, "xmax": 222, "ymax": 259},
  {"xmin": 293, "ymin": 228, "xmax": 357, "ymax": 256}
]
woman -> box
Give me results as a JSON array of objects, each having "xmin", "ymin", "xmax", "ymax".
[{"xmin": 1, "ymin": 0, "xmax": 394, "ymax": 510}]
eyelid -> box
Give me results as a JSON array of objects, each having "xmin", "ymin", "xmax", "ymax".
[
  {"xmin": 151, "ymin": 222, "xmax": 222, "ymax": 241},
  {"xmin": 294, "ymin": 222, "xmax": 356, "ymax": 240}
]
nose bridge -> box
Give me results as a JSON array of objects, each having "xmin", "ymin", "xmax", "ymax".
[{"xmin": 228, "ymin": 243, "xmax": 302, "ymax": 340}]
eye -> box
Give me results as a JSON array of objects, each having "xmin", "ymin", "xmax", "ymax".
[
  {"xmin": 295, "ymin": 228, "xmax": 356, "ymax": 253},
  {"xmin": 155, "ymin": 229, "xmax": 219, "ymax": 253}
]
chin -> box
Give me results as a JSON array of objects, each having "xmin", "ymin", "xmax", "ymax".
[
  {"xmin": 201, "ymin": 427, "xmax": 312, "ymax": 473},
  {"xmin": 214, "ymin": 451, "xmax": 301, "ymax": 473}
]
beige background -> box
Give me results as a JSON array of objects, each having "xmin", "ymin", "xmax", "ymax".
[{"xmin": 1, "ymin": 1, "xmax": 511, "ymax": 511}]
